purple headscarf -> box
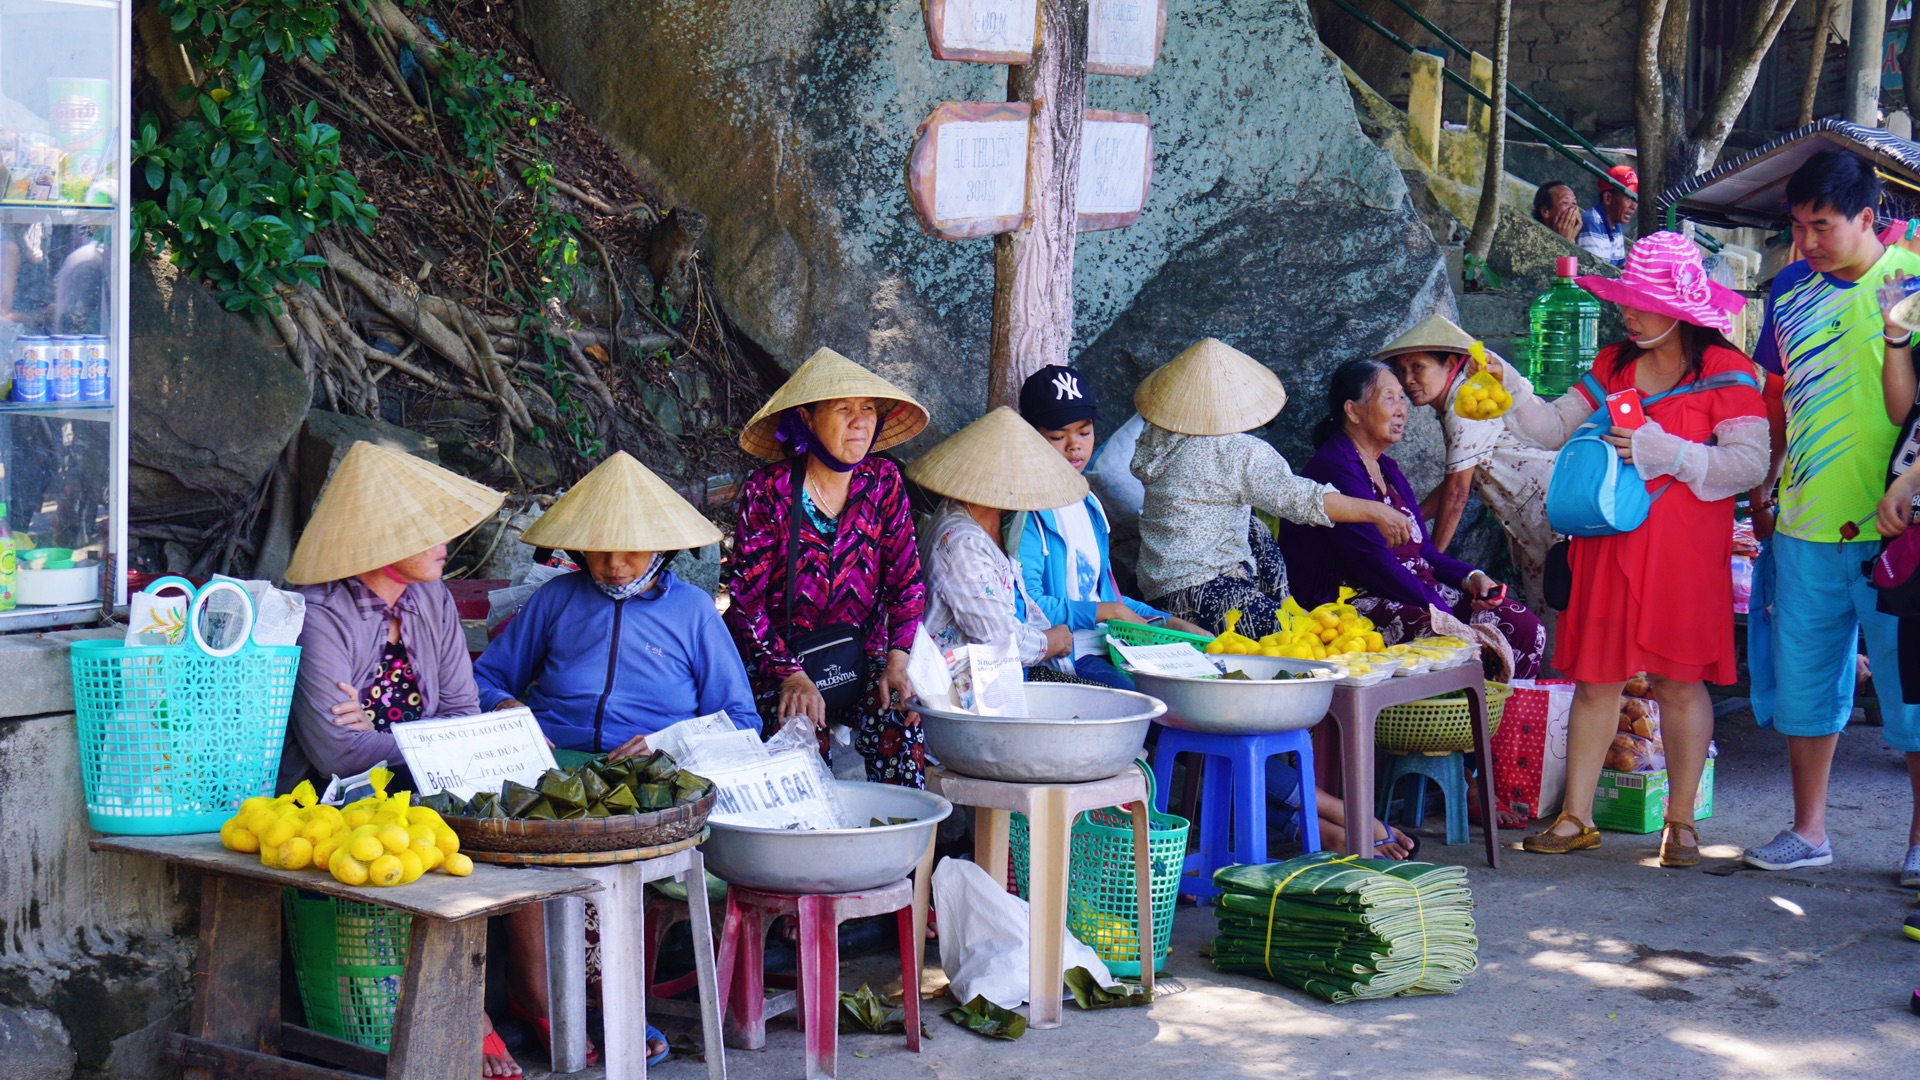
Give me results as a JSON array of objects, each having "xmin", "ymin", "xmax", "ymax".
[{"xmin": 776, "ymin": 406, "xmax": 882, "ymax": 473}]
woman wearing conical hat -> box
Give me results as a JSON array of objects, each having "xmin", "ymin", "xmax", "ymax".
[
  {"xmin": 473, "ymin": 450, "xmax": 753, "ymax": 1070},
  {"xmin": 473, "ymin": 451, "xmax": 758, "ymax": 758},
  {"xmin": 1129, "ymin": 338, "xmax": 1414, "ymax": 639},
  {"xmin": 1374, "ymin": 312, "xmax": 1558, "ymax": 618},
  {"xmin": 724, "ymin": 348, "xmax": 931, "ymax": 787},
  {"xmin": 277, "ymin": 442, "xmax": 524, "ymax": 1077},
  {"xmin": 908, "ymin": 407, "xmax": 1089, "ymax": 677}
]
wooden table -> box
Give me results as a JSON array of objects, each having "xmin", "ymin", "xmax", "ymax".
[
  {"xmin": 91, "ymin": 834, "xmax": 597, "ymax": 1080},
  {"xmin": 1325, "ymin": 665, "xmax": 1500, "ymax": 869}
]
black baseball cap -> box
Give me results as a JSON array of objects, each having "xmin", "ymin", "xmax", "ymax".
[{"xmin": 1018, "ymin": 365, "xmax": 1099, "ymax": 430}]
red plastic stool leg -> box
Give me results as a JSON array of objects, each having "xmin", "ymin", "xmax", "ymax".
[
  {"xmin": 795, "ymin": 894, "xmax": 840, "ymax": 1079},
  {"xmin": 718, "ymin": 896, "xmax": 768, "ymax": 1050},
  {"xmin": 896, "ymin": 906, "xmax": 922, "ymax": 1053}
]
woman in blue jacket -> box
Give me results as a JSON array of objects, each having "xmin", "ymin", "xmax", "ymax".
[
  {"xmin": 475, "ymin": 451, "xmax": 756, "ymax": 1068},
  {"xmin": 1016, "ymin": 364, "xmax": 1207, "ymax": 688}
]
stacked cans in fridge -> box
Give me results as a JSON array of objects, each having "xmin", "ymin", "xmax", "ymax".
[
  {"xmin": 10, "ymin": 335, "xmax": 107, "ymax": 403},
  {"xmin": 12, "ymin": 336, "xmax": 51, "ymax": 403}
]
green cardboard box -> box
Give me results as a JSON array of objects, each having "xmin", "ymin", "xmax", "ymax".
[{"xmin": 1591, "ymin": 760, "xmax": 1715, "ymax": 834}]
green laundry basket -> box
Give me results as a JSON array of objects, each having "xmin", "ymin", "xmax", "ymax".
[
  {"xmin": 70, "ymin": 638, "xmax": 300, "ymax": 834},
  {"xmin": 1010, "ymin": 760, "xmax": 1188, "ymax": 977},
  {"xmin": 1103, "ymin": 619, "xmax": 1215, "ymax": 669},
  {"xmin": 285, "ymin": 890, "xmax": 412, "ymax": 1051}
]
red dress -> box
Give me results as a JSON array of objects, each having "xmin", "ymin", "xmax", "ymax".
[{"xmin": 1556, "ymin": 343, "xmax": 1765, "ymax": 684}]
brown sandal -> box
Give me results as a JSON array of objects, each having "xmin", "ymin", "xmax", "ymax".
[
  {"xmin": 1659, "ymin": 820, "xmax": 1700, "ymax": 868},
  {"xmin": 1522, "ymin": 812, "xmax": 1601, "ymax": 854}
]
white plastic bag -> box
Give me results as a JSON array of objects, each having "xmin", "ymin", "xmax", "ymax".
[{"xmin": 929, "ymin": 856, "xmax": 1120, "ymax": 1009}]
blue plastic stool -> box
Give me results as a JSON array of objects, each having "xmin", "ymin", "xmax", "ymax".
[
  {"xmin": 1150, "ymin": 727, "xmax": 1320, "ymax": 903},
  {"xmin": 1376, "ymin": 751, "xmax": 1469, "ymax": 846}
]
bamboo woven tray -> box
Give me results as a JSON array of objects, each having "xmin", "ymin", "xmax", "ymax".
[
  {"xmin": 445, "ymin": 787, "xmax": 714, "ymax": 854},
  {"xmin": 463, "ymin": 828, "xmax": 708, "ymax": 866}
]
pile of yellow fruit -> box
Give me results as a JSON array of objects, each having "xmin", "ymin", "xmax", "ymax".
[
  {"xmin": 1203, "ymin": 594, "xmax": 1386, "ymax": 661},
  {"xmin": 219, "ymin": 769, "xmax": 473, "ymax": 886},
  {"xmin": 1452, "ymin": 341, "xmax": 1513, "ymax": 420}
]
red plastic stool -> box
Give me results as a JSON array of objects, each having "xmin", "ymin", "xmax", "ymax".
[{"xmin": 714, "ymin": 877, "xmax": 919, "ymax": 1079}]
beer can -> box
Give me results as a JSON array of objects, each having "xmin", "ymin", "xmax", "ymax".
[
  {"xmin": 48, "ymin": 336, "xmax": 82, "ymax": 402},
  {"xmin": 79, "ymin": 336, "xmax": 109, "ymax": 402},
  {"xmin": 12, "ymin": 337, "xmax": 51, "ymax": 404}
]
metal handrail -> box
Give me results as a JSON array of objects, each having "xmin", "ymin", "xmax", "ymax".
[
  {"xmin": 1323, "ymin": 0, "xmax": 1635, "ymax": 200},
  {"xmin": 1374, "ymin": 0, "xmax": 1619, "ymax": 170}
]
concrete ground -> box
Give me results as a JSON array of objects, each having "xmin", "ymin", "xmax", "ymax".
[{"xmin": 523, "ymin": 708, "xmax": 1920, "ymax": 1079}]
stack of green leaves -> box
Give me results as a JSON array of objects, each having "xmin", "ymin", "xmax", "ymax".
[
  {"xmin": 422, "ymin": 750, "xmax": 713, "ymax": 822},
  {"xmin": 1209, "ymin": 853, "xmax": 1478, "ymax": 1003}
]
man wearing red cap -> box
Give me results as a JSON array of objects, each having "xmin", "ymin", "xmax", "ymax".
[{"xmin": 1578, "ymin": 165, "xmax": 1639, "ymax": 267}]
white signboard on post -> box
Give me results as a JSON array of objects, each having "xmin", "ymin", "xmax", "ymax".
[
  {"xmin": 1087, "ymin": 0, "xmax": 1167, "ymax": 75},
  {"xmin": 924, "ymin": 0, "xmax": 1037, "ymax": 64},
  {"xmin": 1076, "ymin": 110, "xmax": 1154, "ymax": 231},
  {"xmin": 391, "ymin": 706, "xmax": 559, "ymax": 799},
  {"xmin": 908, "ymin": 101, "xmax": 1033, "ymax": 240}
]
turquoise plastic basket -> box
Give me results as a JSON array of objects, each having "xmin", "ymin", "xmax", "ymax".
[
  {"xmin": 70, "ymin": 638, "xmax": 300, "ymax": 834},
  {"xmin": 1010, "ymin": 760, "xmax": 1188, "ymax": 977},
  {"xmin": 285, "ymin": 890, "xmax": 410, "ymax": 1050}
]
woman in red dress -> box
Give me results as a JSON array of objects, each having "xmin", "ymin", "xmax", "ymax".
[{"xmin": 1493, "ymin": 232, "xmax": 1769, "ymax": 867}]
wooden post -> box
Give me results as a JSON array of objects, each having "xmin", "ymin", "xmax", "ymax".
[
  {"xmin": 1466, "ymin": 51, "xmax": 1495, "ymax": 138},
  {"xmin": 987, "ymin": 0, "xmax": 1090, "ymax": 410},
  {"xmin": 1406, "ymin": 50, "xmax": 1444, "ymax": 170}
]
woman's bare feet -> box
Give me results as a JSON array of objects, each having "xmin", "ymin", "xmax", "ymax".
[{"xmin": 482, "ymin": 1013, "xmax": 521, "ymax": 1077}]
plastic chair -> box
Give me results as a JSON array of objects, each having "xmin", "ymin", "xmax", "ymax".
[
  {"xmin": 714, "ymin": 878, "xmax": 919, "ymax": 1080},
  {"xmin": 1377, "ymin": 750, "xmax": 1470, "ymax": 845},
  {"xmin": 1149, "ymin": 727, "xmax": 1320, "ymax": 903},
  {"xmin": 914, "ymin": 765, "xmax": 1154, "ymax": 1029}
]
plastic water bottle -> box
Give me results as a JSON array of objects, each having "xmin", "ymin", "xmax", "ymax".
[
  {"xmin": 1528, "ymin": 256, "xmax": 1601, "ymax": 399},
  {"xmin": 0, "ymin": 503, "xmax": 15, "ymax": 612}
]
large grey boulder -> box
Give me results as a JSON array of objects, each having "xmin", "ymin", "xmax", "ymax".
[
  {"xmin": 517, "ymin": 0, "xmax": 1450, "ymax": 474},
  {"xmin": 129, "ymin": 256, "xmax": 310, "ymax": 523},
  {"xmin": 0, "ymin": 1007, "xmax": 75, "ymax": 1080}
]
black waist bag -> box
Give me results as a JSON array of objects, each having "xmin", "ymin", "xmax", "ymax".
[{"xmin": 785, "ymin": 458, "xmax": 869, "ymax": 713}]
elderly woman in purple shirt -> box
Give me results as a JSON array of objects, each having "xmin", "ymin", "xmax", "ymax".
[
  {"xmin": 1278, "ymin": 359, "xmax": 1545, "ymax": 679},
  {"xmin": 275, "ymin": 442, "xmax": 526, "ymax": 1076}
]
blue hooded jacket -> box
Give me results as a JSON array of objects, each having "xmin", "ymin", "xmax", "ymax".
[
  {"xmin": 1017, "ymin": 492, "xmax": 1167, "ymax": 632},
  {"xmin": 473, "ymin": 570, "xmax": 759, "ymax": 753}
]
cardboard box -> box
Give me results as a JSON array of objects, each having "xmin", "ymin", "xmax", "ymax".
[{"xmin": 1591, "ymin": 760, "xmax": 1715, "ymax": 834}]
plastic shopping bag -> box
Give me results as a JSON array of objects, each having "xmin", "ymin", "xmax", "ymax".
[{"xmin": 930, "ymin": 857, "xmax": 1120, "ymax": 1009}]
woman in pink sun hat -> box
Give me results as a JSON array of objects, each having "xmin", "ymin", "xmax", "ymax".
[{"xmin": 1484, "ymin": 230, "xmax": 1772, "ymax": 869}]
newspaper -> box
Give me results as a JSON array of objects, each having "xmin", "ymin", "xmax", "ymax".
[{"xmin": 643, "ymin": 711, "xmax": 740, "ymax": 762}]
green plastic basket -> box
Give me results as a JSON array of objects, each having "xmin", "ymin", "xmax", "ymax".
[
  {"xmin": 1104, "ymin": 620, "xmax": 1215, "ymax": 670},
  {"xmin": 1010, "ymin": 761, "xmax": 1188, "ymax": 977},
  {"xmin": 1374, "ymin": 682, "xmax": 1512, "ymax": 754},
  {"xmin": 285, "ymin": 890, "xmax": 411, "ymax": 1051},
  {"xmin": 70, "ymin": 639, "xmax": 300, "ymax": 835}
]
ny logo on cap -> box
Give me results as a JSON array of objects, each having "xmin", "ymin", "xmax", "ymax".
[{"xmin": 1051, "ymin": 371, "xmax": 1082, "ymax": 401}]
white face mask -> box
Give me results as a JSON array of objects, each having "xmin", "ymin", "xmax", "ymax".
[{"xmin": 593, "ymin": 553, "xmax": 665, "ymax": 601}]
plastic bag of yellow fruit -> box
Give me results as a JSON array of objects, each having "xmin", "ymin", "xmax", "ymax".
[
  {"xmin": 1452, "ymin": 341, "xmax": 1512, "ymax": 420},
  {"xmin": 1204, "ymin": 609, "xmax": 1264, "ymax": 655},
  {"xmin": 220, "ymin": 767, "xmax": 469, "ymax": 885}
]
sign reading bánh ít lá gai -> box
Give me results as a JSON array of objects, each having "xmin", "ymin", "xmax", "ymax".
[{"xmin": 906, "ymin": 101, "xmax": 1034, "ymax": 241}]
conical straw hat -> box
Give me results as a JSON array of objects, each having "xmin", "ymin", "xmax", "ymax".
[
  {"xmin": 519, "ymin": 451, "xmax": 721, "ymax": 552},
  {"xmin": 739, "ymin": 347, "xmax": 930, "ymax": 460},
  {"xmin": 1133, "ymin": 338, "xmax": 1288, "ymax": 436},
  {"xmin": 904, "ymin": 407, "xmax": 1089, "ymax": 511},
  {"xmin": 286, "ymin": 442, "xmax": 504, "ymax": 584},
  {"xmin": 1371, "ymin": 313, "xmax": 1477, "ymax": 361}
]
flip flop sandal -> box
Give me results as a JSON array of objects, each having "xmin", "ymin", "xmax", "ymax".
[
  {"xmin": 1373, "ymin": 831, "xmax": 1422, "ymax": 861},
  {"xmin": 481, "ymin": 1030, "xmax": 522, "ymax": 1077},
  {"xmin": 505, "ymin": 999, "xmax": 599, "ymax": 1066},
  {"xmin": 647, "ymin": 1025, "xmax": 670, "ymax": 1067}
]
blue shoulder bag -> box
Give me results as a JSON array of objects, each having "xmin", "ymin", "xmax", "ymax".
[{"xmin": 1544, "ymin": 369, "xmax": 1761, "ymax": 538}]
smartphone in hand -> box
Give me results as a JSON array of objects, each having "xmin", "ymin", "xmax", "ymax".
[{"xmin": 1607, "ymin": 388, "xmax": 1648, "ymax": 430}]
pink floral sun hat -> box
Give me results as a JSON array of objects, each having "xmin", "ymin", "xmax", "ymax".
[{"xmin": 1575, "ymin": 231, "xmax": 1745, "ymax": 333}]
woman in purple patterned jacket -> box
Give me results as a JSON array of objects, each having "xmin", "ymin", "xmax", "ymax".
[{"xmin": 725, "ymin": 348, "xmax": 932, "ymax": 786}]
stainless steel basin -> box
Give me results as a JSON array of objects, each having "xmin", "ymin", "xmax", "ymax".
[
  {"xmin": 700, "ymin": 781, "xmax": 952, "ymax": 893},
  {"xmin": 1129, "ymin": 659, "xmax": 1339, "ymax": 734},
  {"xmin": 913, "ymin": 683, "xmax": 1165, "ymax": 783}
]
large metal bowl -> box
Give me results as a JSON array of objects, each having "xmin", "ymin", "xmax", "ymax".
[
  {"xmin": 1130, "ymin": 658, "xmax": 1339, "ymax": 734},
  {"xmin": 913, "ymin": 684, "xmax": 1165, "ymax": 783},
  {"xmin": 701, "ymin": 781, "xmax": 952, "ymax": 893}
]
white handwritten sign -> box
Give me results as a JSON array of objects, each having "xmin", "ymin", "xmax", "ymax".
[
  {"xmin": 391, "ymin": 707, "xmax": 558, "ymax": 799},
  {"xmin": 1110, "ymin": 639, "xmax": 1222, "ymax": 679},
  {"xmin": 925, "ymin": 0, "xmax": 1037, "ymax": 63},
  {"xmin": 1087, "ymin": 0, "xmax": 1166, "ymax": 76},
  {"xmin": 702, "ymin": 749, "xmax": 845, "ymax": 830},
  {"xmin": 908, "ymin": 101, "xmax": 1033, "ymax": 240},
  {"xmin": 1077, "ymin": 110, "xmax": 1154, "ymax": 231}
]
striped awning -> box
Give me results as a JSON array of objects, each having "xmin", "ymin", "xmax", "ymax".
[{"xmin": 1656, "ymin": 119, "xmax": 1920, "ymax": 229}]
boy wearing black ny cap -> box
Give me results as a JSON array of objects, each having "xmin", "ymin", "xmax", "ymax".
[{"xmin": 1016, "ymin": 364, "xmax": 1207, "ymax": 688}]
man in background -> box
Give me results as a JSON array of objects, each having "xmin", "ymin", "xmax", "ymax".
[
  {"xmin": 1533, "ymin": 180, "xmax": 1581, "ymax": 243},
  {"xmin": 1577, "ymin": 164, "xmax": 1639, "ymax": 266}
]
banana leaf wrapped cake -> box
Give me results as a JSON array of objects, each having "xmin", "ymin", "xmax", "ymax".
[{"xmin": 429, "ymin": 751, "xmax": 714, "ymax": 853}]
